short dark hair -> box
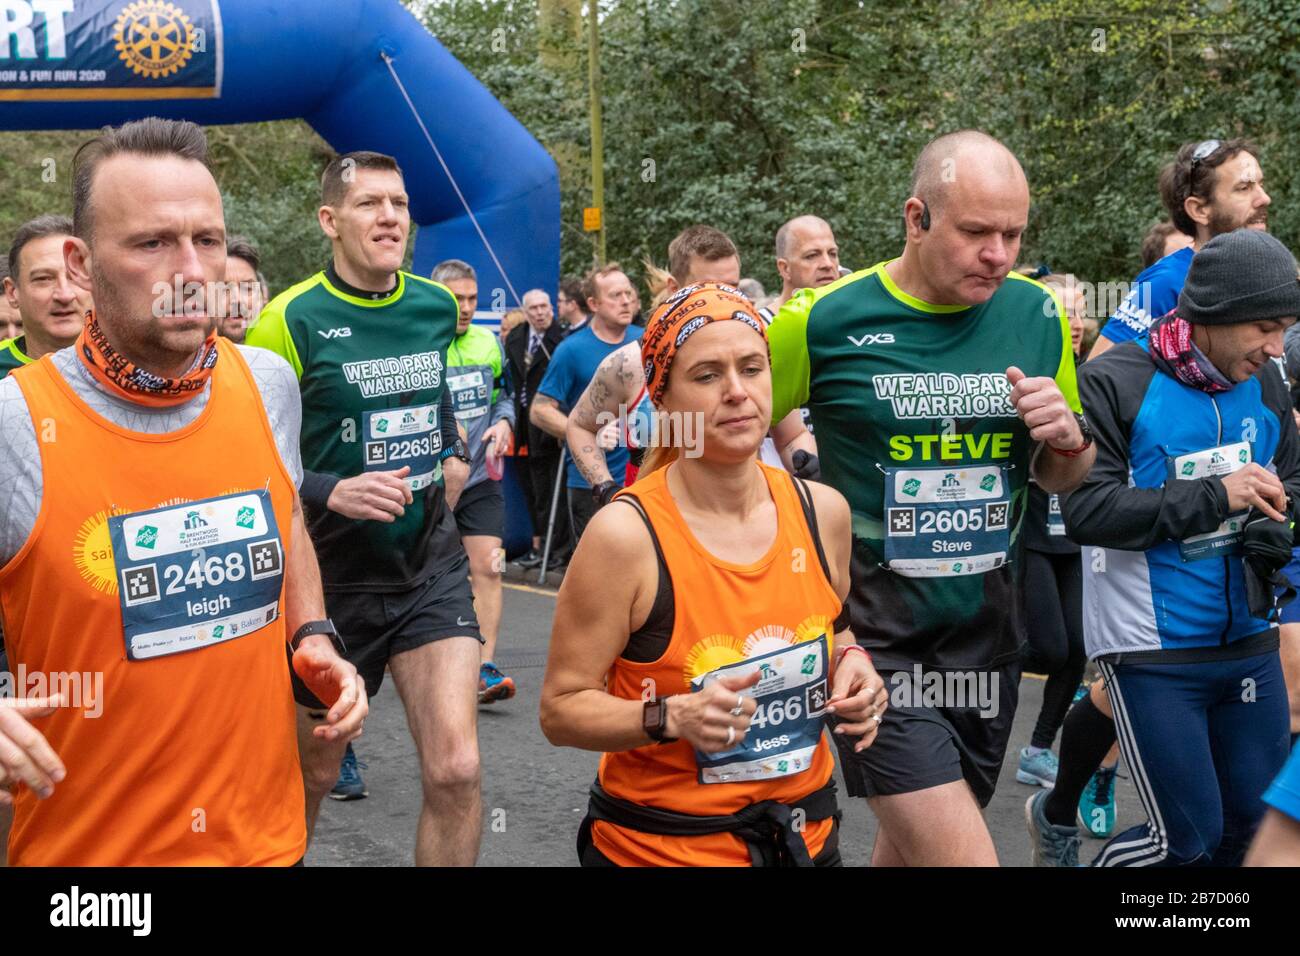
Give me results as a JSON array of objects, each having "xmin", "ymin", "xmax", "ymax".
[
  {"xmin": 666, "ymin": 225, "xmax": 738, "ymax": 284},
  {"xmin": 320, "ymin": 151, "xmax": 404, "ymax": 207},
  {"xmin": 8, "ymin": 214, "xmax": 74, "ymax": 281},
  {"xmin": 1140, "ymin": 221, "xmax": 1180, "ymax": 269},
  {"xmin": 1158, "ymin": 138, "xmax": 1258, "ymax": 238},
  {"xmin": 558, "ymin": 277, "xmax": 585, "ymax": 307},
  {"xmin": 225, "ymin": 234, "xmax": 261, "ymax": 275},
  {"xmin": 72, "ymin": 117, "xmax": 210, "ymax": 240}
]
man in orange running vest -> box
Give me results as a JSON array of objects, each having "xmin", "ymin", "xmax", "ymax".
[{"xmin": 0, "ymin": 117, "xmax": 368, "ymax": 866}]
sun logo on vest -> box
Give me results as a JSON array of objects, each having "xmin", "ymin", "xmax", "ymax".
[
  {"xmin": 113, "ymin": 1, "xmax": 195, "ymax": 80},
  {"xmin": 72, "ymin": 509, "xmax": 130, "ymax": 595},
  {"xmin": 683, "ymin": 634, "xmax": 743, "ymax": 684},
  {"xmin": 682, "ymin": 619, "xmax": 831, "ymax": 686}
]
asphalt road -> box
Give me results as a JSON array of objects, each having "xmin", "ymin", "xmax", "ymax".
[{"xmin": 307, "ymin": 572, "xmax": 1142, "ymax": 867}]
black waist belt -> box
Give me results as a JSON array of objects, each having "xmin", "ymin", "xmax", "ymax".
[{"xmin": 582, "ymin": 778, "xmax": 839, "ymax": 867}]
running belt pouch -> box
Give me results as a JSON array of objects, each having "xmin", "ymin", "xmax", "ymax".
[
  {"xmin": 580, "ymin": 779, "xmax": 839, "ymax": 867},
  {"xmin": 1243, "ymin": 507, "xmax": 1296, "ymax": 620}
]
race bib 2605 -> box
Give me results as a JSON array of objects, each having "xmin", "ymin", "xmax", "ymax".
[{"xmin": 883, "ymin": 464, "xmax": 1011, "ymax": 577}]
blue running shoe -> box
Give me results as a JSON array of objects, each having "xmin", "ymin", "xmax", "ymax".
[
  {"xmin": 1078, "ymin": 764, "xmax": 1118, "ymax": 838},
  {"xmin": 329, "ymin": 742, "xmax": 368, "ymax": 801},
  {"xmin": 479, "ymin": 661, "xmax": 516, "ymax": 704},
  {"xmin": 1016, "ymin": 747, "xmax": 1059, "ymax": 787},
  {"xmin": 1025, "ymin": 790, "xmax": 1081, "ymax": 867}
]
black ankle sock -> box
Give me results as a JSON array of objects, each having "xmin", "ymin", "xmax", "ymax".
[{"xmin": 1043, "ymin": 694, "xmax": 1116, "ymax": 827}]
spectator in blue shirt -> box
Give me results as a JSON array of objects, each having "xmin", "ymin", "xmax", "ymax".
[{"xmin": 530, "ymin": 263, "xmax": 643, "ymax": 542}]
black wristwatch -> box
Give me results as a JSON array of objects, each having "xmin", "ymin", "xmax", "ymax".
[
  {"xmin": 1050, "ymin": 412, "xmax": 1094, "ymax": 458},
  {"xmin": 592, "ymin": 480, "xmax": 620, "ymax": 507},
  {"xmin": 643, "ymin": 696, "xmax": 675, "ymax": 743},
  {"xmin": 291, "ymin": 618, "xmax": 347, "ymax": 655},
  {"xmin": 439, "ymin": 438, "xmax": 471, "ymax": 466}
]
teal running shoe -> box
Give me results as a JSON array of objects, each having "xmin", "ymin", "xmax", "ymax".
[
  {"xmin": 1016, "ymin": 747, "xmax": 1059, "ymax": 787},
  {"xmin": 1078, "ymin": 764, "xmax": 1118, "ymax": 838}
]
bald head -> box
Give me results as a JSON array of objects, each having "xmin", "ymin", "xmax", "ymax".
[
  {"xmin": 895, "ymin": 131, "xmax": 1030, "ymax": 308},
  {"xmin": 775, "ymin": 215, "xmax": 831, "ymax": 259},
  {"xmin": 910, "ymin": 130, "xmax": 1026, "ymax": 219},
  {"xmin": 775, "ymin": 215, "xmax": 840, "ymax": 299}
]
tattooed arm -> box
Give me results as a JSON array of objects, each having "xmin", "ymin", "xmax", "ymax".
[{"xmin": 566, "ymin": 343, "xmax": 642, "ymax": 488}]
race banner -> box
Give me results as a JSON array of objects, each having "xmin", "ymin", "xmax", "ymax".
[{"xmin": 0, "ymin": 0, "xmax": 223, "ymax": 100}]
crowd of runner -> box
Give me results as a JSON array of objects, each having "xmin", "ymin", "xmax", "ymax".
[{"xmin": 1, "ymin": 117, "xmax": 1299, "ymax": 867}]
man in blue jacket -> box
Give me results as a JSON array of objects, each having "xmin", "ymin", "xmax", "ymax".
[{"xmin": 1028, "ymin": 229, "xmax": 1300, "ymax": 866}]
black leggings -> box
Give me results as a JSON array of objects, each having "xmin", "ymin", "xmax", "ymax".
[{"xmin": 1021, "ymin": 549, "xmax": 1086, "ymax": 750}]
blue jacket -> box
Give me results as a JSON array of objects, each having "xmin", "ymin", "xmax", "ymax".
[{"xmin": 1063, "ymin": 336, "xmax": 1299, "ymax": 659}]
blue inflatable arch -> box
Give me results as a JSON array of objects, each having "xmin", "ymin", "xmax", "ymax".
[
  {"xmin": 0, "ymin": 0, "xmax": 559, "ymax": 556},
  {"xmin": 0, "ymin": 0, "xmax": 560, "ymax": 307}
]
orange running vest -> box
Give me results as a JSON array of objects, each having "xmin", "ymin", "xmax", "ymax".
[
  {"xmin": 595, "ymin": 462, "xmax": 842, "ymax": 866},
  {"xmin": 0, "ymin": 339, "xmax": 306, "ymax": 866}
]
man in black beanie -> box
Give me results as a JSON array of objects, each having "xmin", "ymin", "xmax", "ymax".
[{"xmin": 1026, "ymin": 228, "xmax": 1300, "ymax": 866}]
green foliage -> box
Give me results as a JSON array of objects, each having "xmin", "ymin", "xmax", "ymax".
[
  {"xmin": 2, "ymin": 0, "xmax": 1296, "ymax": 305},
  {"xmin": 0, "ymin": 119, "xmax": 340, "ymax": 294},
  {"xmin": 418, "ymin": 0, "xmax": 1300, "ymax": 297}
]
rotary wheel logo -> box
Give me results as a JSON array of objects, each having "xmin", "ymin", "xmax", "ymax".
[{"xmin": 114, "ymin": 1, "xmax": 195, "ymax": 80}]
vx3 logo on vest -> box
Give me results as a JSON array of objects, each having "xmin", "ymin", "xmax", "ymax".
[
  {"xmin": 847, "ymin": 332, "xmax": 895, "ymax": 347},
  {"xmin": 318, "ymin": 327, "xmax": 353, "ymax": 339}
]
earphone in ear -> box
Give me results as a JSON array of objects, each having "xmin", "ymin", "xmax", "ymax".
[{"xmin": 920, "ymin": 201, "xmax": 932, "ymax": 231}]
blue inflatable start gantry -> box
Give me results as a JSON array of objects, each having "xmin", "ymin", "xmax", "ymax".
[
  {"xmin": 1, "ymin": 0, "xmax": 559, "ymax": 557},
  {"xmin": 0, "ymin": 0, "xmax": 560, "ymax": 303}
]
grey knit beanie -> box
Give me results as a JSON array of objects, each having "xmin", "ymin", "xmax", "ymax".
[{"xmin": 1178, "ymin": 229, "xmax": 1300, "ymax": 325}]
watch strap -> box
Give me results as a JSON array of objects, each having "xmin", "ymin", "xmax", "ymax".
[{"xmin": 291, "ymin": 618, "xmax": 345, "ymax": 654}]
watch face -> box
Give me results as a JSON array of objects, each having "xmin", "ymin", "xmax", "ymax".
[{"xmin": 644, "ymin": 700, "xmax": 664, "ymax": 733}]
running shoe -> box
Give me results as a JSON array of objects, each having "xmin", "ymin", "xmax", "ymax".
[
  {"xmin": 1077, "ymin": 764, "xmax": 1118, "ymax": 838},
  {"xmin": 1025, "ymin": 790, "xmax": 1081, "ymax": 867},
  {"xmin": 479, "ymin": 661, "xmax": 517, "ymax": 704},
  {"xmin": 329, "ymin": 743, "xmax": 368, "ymax": 801},
  {"xmin": 515, "ymin": 550, "xmax": 543, "ymax": 570},
  {"xmin": 1016, "ymin": 746, "xmax": 1059, "ymax": 787}
]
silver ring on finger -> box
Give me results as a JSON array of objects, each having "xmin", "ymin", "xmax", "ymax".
[
  {"xmin": 726, "ymin": 725, "xmax": 736, "ymax": 746},
  {"xmin": 730, "ymin": 694, "xmax": 745, "ymax": 716},
  {"xmin": 872, "ymin": 713, "xmax": 882, "ymax": 724}
]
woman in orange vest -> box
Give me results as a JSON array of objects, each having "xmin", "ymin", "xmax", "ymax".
[{"xmin": 540, "ymin": 282, "xmax": 887, "ymax": 866}]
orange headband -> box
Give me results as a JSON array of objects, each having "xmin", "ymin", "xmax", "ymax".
[{"xmin": 640, "ymin": 282, "xmax": 768, "ymax": 405}]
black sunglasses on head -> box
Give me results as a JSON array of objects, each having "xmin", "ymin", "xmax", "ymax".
[{"xmin": 1190, "ymin": 138, "xmax": 1222, "ymax": 169}]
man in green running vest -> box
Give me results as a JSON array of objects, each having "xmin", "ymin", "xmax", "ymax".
[
  {"xmin": 248, "ymin": 151, "xmax": 484, "ymax": 865},
  {"xmin": 768, "ymin": 129, "xmax": 1095, "ymax": 866},
  {"xmin": 432, "ymin": 258, "xmax": 517, "ymax": 705},
  {"xmin": 1, "ymin": 215, "xmax": 92, "ymax": 379}
]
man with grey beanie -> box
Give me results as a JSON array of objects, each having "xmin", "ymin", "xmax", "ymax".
[{"xmin": 1026, "ymin": 228, "xmax": 1300, "ymax": 867}]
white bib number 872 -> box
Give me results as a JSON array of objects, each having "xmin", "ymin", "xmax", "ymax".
[
  {"xmin": 748, "ymin": 693, "xmax": 804, "ymax": 730},
  {"xmin": 163, "ymin": 553, "xmax": 248, "ymax": 595}
]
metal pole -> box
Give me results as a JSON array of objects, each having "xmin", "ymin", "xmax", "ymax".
[
  {"xmin": 539, "ymin": 449, "xmax": 568, "ymax": 585},
  {"xmin": 587, "ymin": 0, "xmax": 606, "ymax": 266}
]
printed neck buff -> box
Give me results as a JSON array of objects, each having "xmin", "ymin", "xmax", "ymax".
[
  {"xmin": 77, "ymin": 311, "xmax": 219, "ymax": 408},
  {"xmin": 1148, "ymin": 312, "xmax": 1234, "ymax": 394}
]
